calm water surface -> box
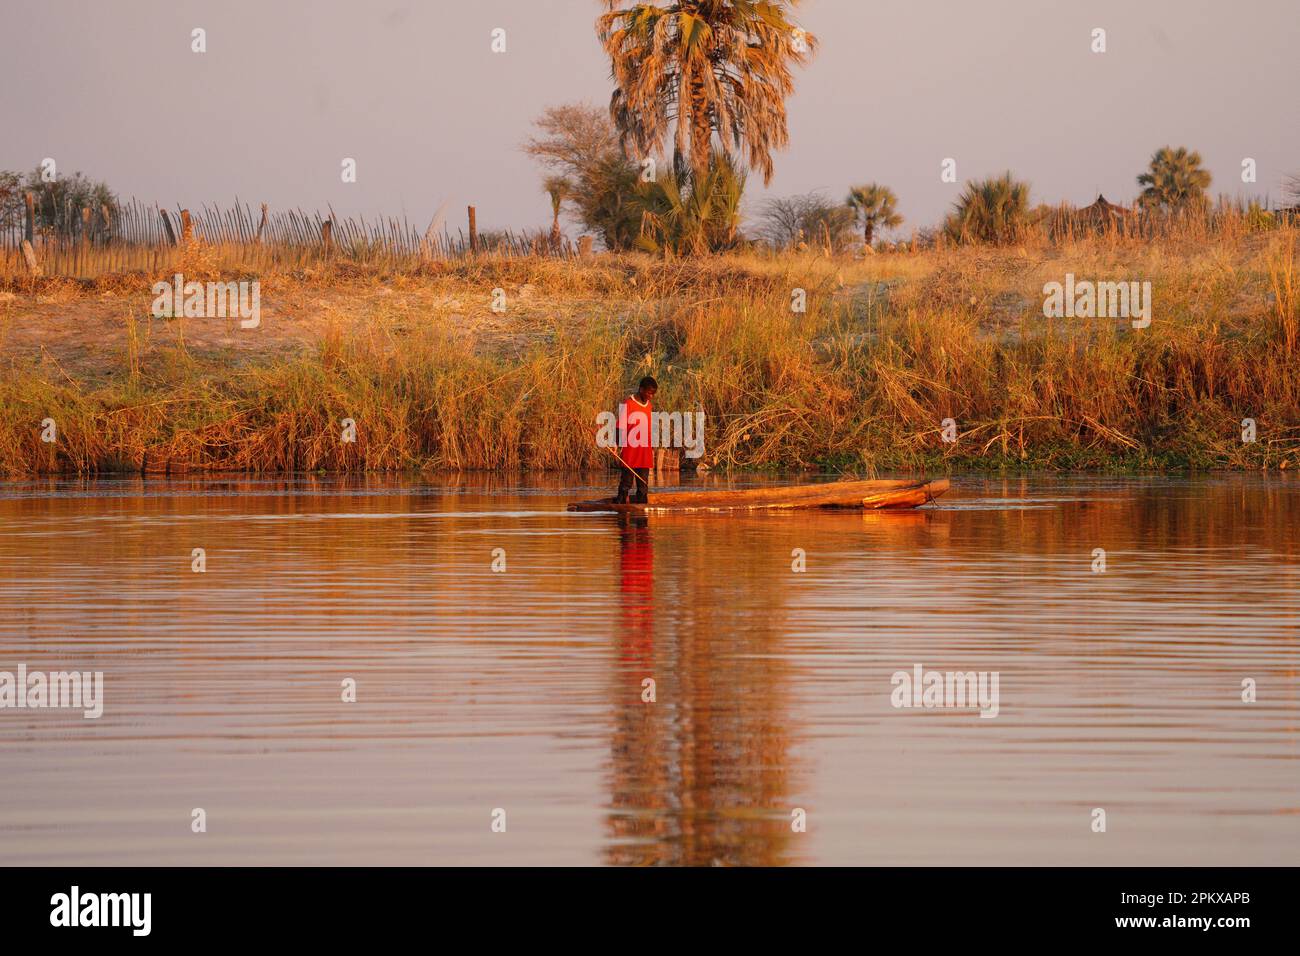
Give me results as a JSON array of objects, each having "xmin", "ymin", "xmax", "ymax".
[{"xmin": 1, "ymin": 473, "xmax": 1296, "ymax": 865}]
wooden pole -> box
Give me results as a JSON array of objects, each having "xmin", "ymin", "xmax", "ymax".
[
  {"xmin": 255, "ymin": 203, "xmax": 268, "ymax": 243},
  {"xmin": 180, "ymin": 209, "xmax": 193, "ymax": 242},
  {"xmin": 601, "ymin": 443, "xmax": 650, "ymax": 492},
  {"xmin": 467, "ymin": 205, "xmax": 478, "ymax": 255},
  {"xmin": 321, "ymin": 218, "xmax": 333, "ymax": 257},
  {"xmin": 160, "ymin": 208, "xmax": 177, "ymax": 246}
]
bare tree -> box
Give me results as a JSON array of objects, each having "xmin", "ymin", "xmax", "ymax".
[
  {"xmin": 522, "ymin": 103, "xmax": 641, "ymax": 250},
  {"xmin": 756, "ymin": 192, "xmax": 855, "ymax": 251},
  {"xmin": 522, "ymin": 103, "xmax": 622, "ymax": 186}
]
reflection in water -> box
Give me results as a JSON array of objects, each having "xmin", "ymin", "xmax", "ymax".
[
  {"xmin": 608, "ymin": 514, "xmax": 661, "ymax": 864},
  {"xmin": 0, "ymin": 473, "xmax": 1296, "ymax": 865},
  {"xmin": 606, "ymin": 512, "xmax": 795, "ymax": 865},
  {"xmin": 617, "ymin": 515, "xmax": 654, "ymax": 662}
]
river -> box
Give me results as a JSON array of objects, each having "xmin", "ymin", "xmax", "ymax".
[{"xmin": 1, "ymin": 474, "xmax": 1296, "ymax": 865}]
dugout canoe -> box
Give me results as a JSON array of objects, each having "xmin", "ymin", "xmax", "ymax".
[{"xmin": 566, "ymin": 478, "xmax": 950, "ymax": 513}]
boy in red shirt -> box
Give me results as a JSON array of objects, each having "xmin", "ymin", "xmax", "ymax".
[{"xmin": 615, "ymin": 376, "xmax": 657, "ymax": 504}]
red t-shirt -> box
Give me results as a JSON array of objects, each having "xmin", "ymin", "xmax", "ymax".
[{"xmin": 618, "ymin": 395, "xmax": 654, "ymax": 469}]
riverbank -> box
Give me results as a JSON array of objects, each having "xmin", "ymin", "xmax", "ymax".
[{"xmin": 1, "ymin": 230, "xmax": 1297, "ymax": 476}]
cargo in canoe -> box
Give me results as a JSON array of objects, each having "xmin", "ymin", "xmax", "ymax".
[{"xmin": 566, "ymin": 478, "xmax": 950, "ymax": 513}]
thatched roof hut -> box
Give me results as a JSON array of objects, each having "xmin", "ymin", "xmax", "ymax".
[{"xmin": 1078, "ymin": 194, "xmax": 1134, "ymax": 225}]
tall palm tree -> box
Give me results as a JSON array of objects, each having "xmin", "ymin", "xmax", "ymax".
[
  {"xmin": 542, "ymin": 175, "xmax": 572, "ymax": 249},
  {"xmin": 846, "ymin": 183, "xmax": 902, "ymax": 246},
  {"xmin": 597, "ymin": 1, "xmax": 816, "ymax": 185},
  {"xmin": 1137, "ymin": 146, "xmax": 1212, "ymax": 212},
  {"xmin": 944, "ymin": 173, "xmax": 1031, "ymax": 245}
]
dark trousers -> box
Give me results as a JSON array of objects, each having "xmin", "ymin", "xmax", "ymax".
[{"xmin": 616, "ymin": 465, "xmax": 650, "ymax": 504}]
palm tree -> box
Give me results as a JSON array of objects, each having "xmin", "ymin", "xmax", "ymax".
[
  {"xmin": 542, "ymin": 175, "xmax": 571, "ymax": 250},
  {"xmin": 597, "ymin": 1, "xmax": 816, "ymax": 185},
  {"xmin": 944, "ymin": 173, "xmax": 1031, "ymax": 245},
  {"xmin": 1137, "ymin": 146, "xmax": 1212, "ymax": 212},
  {"xmin": 631, "ymin": 153, "xmax": 746, "ymax": 255},
  {"xmin": 846, "ymin": 184, "xmax": 902, "ymax": 246}
]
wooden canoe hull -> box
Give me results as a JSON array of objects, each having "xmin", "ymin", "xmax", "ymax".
[{"xmin": 566, "ymin": 478, "xmax": 950, "ymax": 513}]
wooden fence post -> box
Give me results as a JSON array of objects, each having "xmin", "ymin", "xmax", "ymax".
[
  {"xmin": 321, "ymin": 218, "xmax": 334, "ymax": 256},
  {"xmin": 255, "ymin": 203, "xmax": 268, "ymax": 243},
  {"xmin": 468, "ymin": 205, "xmax": 478, "ymax": 255},
  {"xmin": 160, "ymin": 209, "xmax": 177, "ymax": 246},
  {"xmin": 180, "ymin": 209, "xmax": 193, "ymax": 242}
]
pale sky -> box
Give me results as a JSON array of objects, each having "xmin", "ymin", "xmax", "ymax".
[{"xmin": 4, "ymin": 0, "xmax": 1298, "ymax": 235}]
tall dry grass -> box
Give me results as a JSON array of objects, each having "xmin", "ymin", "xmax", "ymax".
[{"xmin": 1, "ymin": 222, "xmax": 1297, "ymax": 477}]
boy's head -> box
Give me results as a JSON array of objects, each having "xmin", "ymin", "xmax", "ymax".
[{"xmin": 637, "ymin": 376, "xmax": 658, "ymax": 400}]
